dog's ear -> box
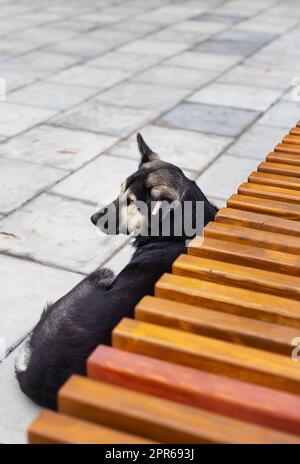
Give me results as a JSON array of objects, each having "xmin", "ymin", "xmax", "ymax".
[{"xmin": 137, "ymin": 133, "xmax": 160, "ymax": 164}]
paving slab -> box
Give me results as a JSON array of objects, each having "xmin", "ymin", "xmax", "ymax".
[
  {"xmin": 96, "ymin": 81, "xmax": 189, "ymax": 112},
  {"xmin": 0, "ymin": 125, "xmax": 117, "ymax": 170},
  {"xmin": 188, "ymin": 82, "xmax": 282, "ymax": 111},
  {"xmin": 0, "ymin": 346, "xmax": 40, "ymax": 444},
  {"xmin": 257, "ymin": 101, "xmax": 300, "ymax": 129},
  {"xmin": 118, "ymin": 38, "xmax": 189, "ymax": 58},
  {"xmin": 226, "ymin": 124, "xmax": 287, "ymax": 160},
  {"xmin": 51, "ymin": 155, "xmax": 138, "ymax": 205},
  {"xmin": 0, "ymin": 102, "xmax": 56, "ymax": 137},
  {"xmin": 0, "ymin": 158, "xmax": 64, "ymax": 214},
  {"xmin": 49, "ymin": 65, "xmax": 131, "ymax": 89},
  {"xmin": 0, "ymin": 193, "xmax": 127, "ymax": 274},
  {"xmin": 51, "ymin": 99, "xmax": 157, "ymax": 137},
  {"xmin": 8, "ymin": 81, "xmax": 98, "ymax": 111},
  {"xmin": 219, "ymin": 65, "xmax": 293, "ymax": 90},
  {"xmin": 196, "ymin": 155, "xmax": 259, "ymax": 200},
  {"xmin": 109, "ymin": 125, "xmax": 232, "ymax": 172},
  {"xmin": 0, "ymin": 254, "xmax": 82, "ymax": 353},
  {"xmin": 164, "ymin": 51, "xmax": 242, "ymax": 72},
  {"xmin": 159, "ymin": 102, "xmax": 259, "ymax": 137},
  {"xmin": 87, "ymin": 50, "xmax": 163, "ymax": 73},
  {"xmin": 3, "ymin": 50, "xmax": 81, "ymax": 72},
  {"xmin": 135, "ymin": 65, "xmax": 216, "ymax": 90}
]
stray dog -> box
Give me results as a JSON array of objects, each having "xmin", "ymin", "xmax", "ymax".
[{"xmin": 16, "ymin": 134, "xmax": 218, "ymax": 409}]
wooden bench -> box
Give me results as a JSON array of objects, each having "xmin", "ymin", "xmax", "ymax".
[{"xmin": 29, "ymin": 122, "xmax": 300, "ymax": 444}]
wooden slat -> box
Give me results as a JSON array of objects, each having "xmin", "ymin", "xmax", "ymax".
[
  {"xmin": 155, "ymin": 273, "xmax": 300, "ymax": 328},
  {"xmin": 203, "ymin": 221, "xmax": 300, "ymax": 255},
  {"xmin": 259, "ymin": 161, "xmax": 300, "ymax": 177},
  {"xmin": 189, "ymin": 236, "xmax": 300, "ymax": 277},
  {"xmin": 173, "ymin": 253, "xmax": 300, "ymax": 301},
  {"xmin": 239, "ymin": 182, "xmax": 300, "ymax": 204},
  {"xmin": 135, "ymin": 295, "xmax": 299, "ymax": 355},
  {"xmin": 227, "ymin": 194, "xmax": 300, "ymax": 220},
  {"xmin": 290, "ymin": 127, "xmax": 300, "ymax": 135},
  {"xmin": 267, "ymin": 152, "xmax": 300, "ymax": 166},
  {"xmin": 216, "ymin": 207, "xmax": 300, "ymax": 237},
  {"xmin": 28, "ymin": 410, "xmax": 153, "ymax": 444},
  {"xmin": 275, "ymin": 143, "xmax": 300, "ymax": 155},
  {"xmin": 59, "ymin": 375, "xmax": 300, "ymax": 444},
  {"xmin": 88, "ymin": 345, "xmax": 300, "ymax": 435},
  {"xmin": 249, "ymin": 171, "xmax": 300, "ymax": 190},
  {"xmin": 283, "ymin": 135, "xmax": 300, "ymax": 145},
  {"xmin": 113, "ymin": 318, "xmax": 300, "ymax": 395}
]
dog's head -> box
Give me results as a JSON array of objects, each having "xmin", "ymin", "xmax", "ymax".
[{"xmin": 91, "ymin": 134, "xmax": 217, "ymax": 244}]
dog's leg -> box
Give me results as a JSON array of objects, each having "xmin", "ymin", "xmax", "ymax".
[{"xmin": 87, "ymin": 267, "xmax": 115, "ymax": 289}]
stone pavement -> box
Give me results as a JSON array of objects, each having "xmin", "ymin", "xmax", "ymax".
[{"xmin": 0, "ymin": 0, "xmax": 300, "ymax": 443}]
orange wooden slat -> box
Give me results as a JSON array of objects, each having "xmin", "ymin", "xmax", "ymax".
[
  {"xmin": 249, "ymin": 171, "xmax": 300, "ymax": 190},
  {"xmin": 58, "ymin": 374, "xmax": 300, "ymax": 444},
  {"xmin": 227, "ymin": 194, "xmax": 300, "ymax": 220},
  {"xmin": 283, "ymin": 135, "xmax": 300, "ymax": 145},
  {"xmin": 189, "ymin": 236, "xmax": 300, "ymax": 277},
  {"xmin": 216, "ymin": 207, "xmax": 300, "ymax": 236},
  {"xmin": 275, "ymin": 143, "xmax": 300, "ymax": 155},
  {"xmin": 267, "ymin": 152, "xmax": 300, "ymax": 166},
  {"xmin": 173, "ymin": 253, "xmax": 300, "ymax": 301},
  {"xmin": 204, "ymin": 221, "xmax": 300, "ymax": 255},
  {"xmin": 28, "ymin": 410, "xmax": 154, "ymax": 444},
  {"xmin": 155, "ymin": 273, "xmax": 300, "ymax": 328},
  {"xmin": 87, "ymin": 345, "xmax": 300, "ymax": 436},
  {"xmin": 259, "ymin": 161, "xmax": 300, "ymax": 177},
  {"xmin": 113, "ymin": 318, "xmax": 300, "ymax": 395},
  {"xmin": 135, "ymin": 294, "xmax": 300, "ymax": 354},
  {"xmin": 239, "ymin": 182, "xmax": 300, "ymax": 204}
]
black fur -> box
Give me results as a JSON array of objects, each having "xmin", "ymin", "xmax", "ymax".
[{"xmin": 16, "ymin": 134, "xmax": 218, "ymax": 409}]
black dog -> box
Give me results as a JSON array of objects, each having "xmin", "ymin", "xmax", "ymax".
[{"xmin": 16, "ymin": 134, "xmax": 217, "ymax": 409}]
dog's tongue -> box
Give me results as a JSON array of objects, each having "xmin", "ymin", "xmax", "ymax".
[{"xmin": 152, "ymin": 201, "xmax": 162, "ymax": 216}]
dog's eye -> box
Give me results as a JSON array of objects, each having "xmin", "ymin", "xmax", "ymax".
[{"xmin": 127, "ymin": 197, "xmax": 134, "ymax": 206}]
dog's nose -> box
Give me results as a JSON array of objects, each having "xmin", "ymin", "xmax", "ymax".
[{"xmin": 91, "ymin": 213, "xmax": 100, "ymax": 225}]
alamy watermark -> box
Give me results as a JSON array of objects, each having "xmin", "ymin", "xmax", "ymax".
[{"xmin": 291, "ymin": 337, "xmax": 300, "ymax": 362}]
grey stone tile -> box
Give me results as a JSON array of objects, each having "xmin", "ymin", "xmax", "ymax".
[
  {"xmin": 148, "ymin": 28, "xmax": 209, "ymax": 45},
  {"xmin": 0, "ymin": 64, "xmax": 47, "ymax": 93},
  {"xmin": 134, "ymin": 5, "xmax": 203, "ymax": 25},
  {"xmin": 0, "ymin": 193, "xmax": 127, "ymax": 274},
  {"xmin": 207, "ymin": 196, "xmax": 227, "ymax": 209},
  {"xmin": 193, "ymin": 30, "xmax": 275, "ymax": 56},
  {"xmin": 226, "ymin": 124, "xmax": 287, "ymax": 160},
  {"xmin": 135, "ymin": 65, "xmax": 216, "ymax": 89},
  {"xmin": 0, "ymin": 346, "xmax": 40, "ymax": 444},
  {"xmin": 159, "ymin": 102, "xmax": 259, "ymax": 137},
  {"xmin": 0, "ymin": 102, "xmax": 56, "ymax": 137},
  {"xmin": 118, "ymin": 38, "xmax": 188, "ymax": 58},
  {"xmin": 47, "ymin": 35, "xmax": 123, "ymax": 59},
  {"xmin": 10, "ymin": 25, "xmax": 80, "ymax": 46},
  {"xmin": 166, "ymin": 19, "xmax": 227, "ymax": 36},
  {"xmin": 87, "ymin": 51, "xmax": 163, "ymax": 73},
  {"xmin": 96, "ymin": 81, "xmax": 189, "ymax": 112},
  {"xmin": 8, "ymin": 81, "xmax": 98, "ymax": 111},
  {"xmin": 235, "ymin": 14, "xmax": 298, "ymax": 35},
  {"xmin": 192, "ymin": 12, "xmax": 243, "ymax": 24},
  {"xmin": 51, "ymin": 100, "xmax": 157, "ymax": 137},
  {"xmin": 0, "ymin": 254, "xmax": 81, "ymax": 353},
  {"xmin": 245, "ymin": 40, "xmax": 300, "ymax": 73},
  {"xmin": 49, "ymin": 65, "xmax": 131, "ymax": 89},
  {"xmin": 104, "ymin": 243, "xmax": 134, "ymax": 275},
  {"xmin": 4, "ymin": 50, "xmax": 81, "ymax": 72},
  {"xmin": 188, "ymin": 82, "xmax": 282, "ymax": 112},
  {"xmin": 196, "ymin": 155, "xmax": 259, "ymax": 200},
  {"xmin": 257, "ymin": 101, "xmax": 300, "ymax": 129},
  {"xmin": 0, "ymin": 38, "xmax": 40, "ymax": 60},
  {"xmin": 110, "ymin": 20, "xmax": 161, "ymax": 37},
  {"xmin": 109, "ymin": 125, "xmax": 232, "ymax": 172},
  {"xmin": 52, "ymin": 155, "xmax": 138, "ymax": 205},
  {"xmin": 0, "ymin": 158, "xmax": 64, "ymax": 214},
  {"xmin": 0, "ymin": 125, "xmax": 117, "ymax": 171},
  {"xmin": 219, "ymin": 65, "xmax": 293, "ymax": 90},
  {"xmin": 164, "ymin": 51, "xmax": 242, "ymax": 72}
]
